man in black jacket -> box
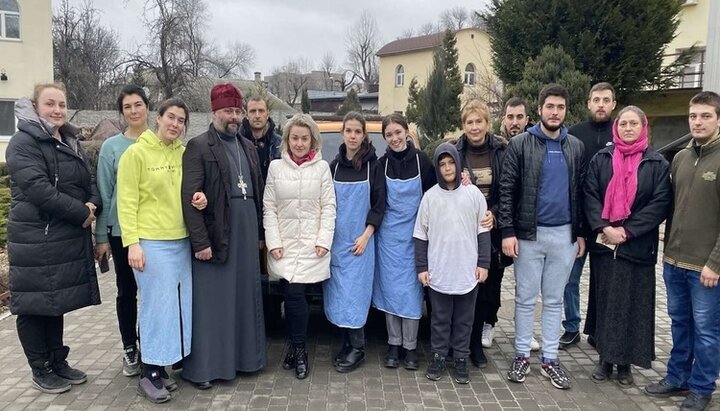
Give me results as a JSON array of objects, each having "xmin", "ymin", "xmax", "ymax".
[
  {"xmin": 240, "ymin": 96, "xmax": 281, "ymax": 181},
  {"xmin": 561, "ymin": 82, "xmax": 616, "ymax": 349},
  {"xmin": 499, "ymin": 84, "xmax": 585, "ymax": 390}
]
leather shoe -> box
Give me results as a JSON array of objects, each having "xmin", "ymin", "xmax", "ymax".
[
  {"xmin": 470, "ymin": 346, "xmax": 488, "ymax": 369},
  {"xmin": 335, "ymin": 347, "xmax": 365, "ymax": 373},
  {"xmin": 194, "ymin": 381, "xmax": 212, "ymax": 390},
  {"xmin": 403, "ymin": 349, "xmax": 419, "ymax": 370},
  {"xmin": 644, "ymin": 378, "xmax": 690, "ymax": 397},
  {"xmin": 282, "ymin": 346, "xmax": 295, "ymax": 370},
  {"xmin": 680, "ymin": 392, "xmax": 712, "ymax": 411},
  {"xmin": 333, "ymin": 341, "xmax": 351, "ymax": 367},
  {"xmin": 616, "ymin": 364, "xmax": 633, "ymax": 386},
  {"xmin": 294, "ymin": 344, "xmax": 309, "ymax": 380},
  {"xmin": 384, "ymin": 345, "xmax": 400, "ymax": 368},
  {"xmin": 591, "ymin": 361, "xmax": 613, "ymax": 382}
]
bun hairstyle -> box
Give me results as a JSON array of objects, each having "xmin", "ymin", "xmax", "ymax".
[{"xmin": 343, "ymin": 111, "xmax": 369, "ymax": 171}]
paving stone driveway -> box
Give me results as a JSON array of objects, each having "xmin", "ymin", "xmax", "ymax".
[{"xmin": 0, "ymin": 261, "xmax": 718, "ymax": 410}]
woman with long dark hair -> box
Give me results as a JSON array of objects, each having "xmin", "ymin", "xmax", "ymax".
[{"xmin": 324, "ymin": 111, "xmax": 385, "ymax": 373}]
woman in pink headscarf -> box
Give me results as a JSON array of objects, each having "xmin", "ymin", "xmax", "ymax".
[{"xmin": 583, "ymin": 105, "xmax": 672, "ymax": 386}]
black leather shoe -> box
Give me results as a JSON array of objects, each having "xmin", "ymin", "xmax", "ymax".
[
  {"xmin": 680, "ymin": 392, "xmax": 712, "ymax": 411},
  {"xmin": 559, "ymin": 331, "xmax": 580, "ymax": 348},
  {"xmin": 384, "ymin": 345, "xmax": 400, "ymax": 368},
  {"xmin": 403, "ymin": 349, "xmax": 419, "ymax": 370},
  {"xmin": 470, "ymin": 346, "xmax": 488, "ymax": 369},
  {"xmin": 335, "ymin": 347, "xmax": 365, "ymax": 373},
  {"xmin": 644, "ymin": 378, "xmax": 690, "ymax": 397},
  {"xmin": 194, "ymin": 381, "xmax": 212, "ymax": 390},
  {"xmin": 591, "ymin": 361, "xmax": 613, "ymax": 382},
  {"xmin": 294, "ymin": 344, "xmax": 309, "ymax": 380},
  {"xmin": 616, "ymin": 364, "xmax": 633, "ymax": 386}
]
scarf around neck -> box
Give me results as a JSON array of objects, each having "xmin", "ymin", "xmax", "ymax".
[
  {"xmin": 601, "ymin": 118, "xmax": 649, "ymax": 223},
  {"xmin": 291, "ymin": 150, "xmax": 317, "ymax": 166}
]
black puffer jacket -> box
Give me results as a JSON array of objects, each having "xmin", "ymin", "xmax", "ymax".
[
  {"xmin": 6, "ymin": 100, "xmax": 101, "ymax": 316},
  {"xmin": 584, "ymin": 145, "xmax": 672, "ymax": 265},
  {"xmin": 498, "ymin": 131, "xmax": 585, "ymax": 242}
]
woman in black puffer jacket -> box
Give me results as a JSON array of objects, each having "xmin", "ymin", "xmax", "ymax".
[{"xmin": 6, "ymin": 83, "xmax": 101, "ymax": 395}]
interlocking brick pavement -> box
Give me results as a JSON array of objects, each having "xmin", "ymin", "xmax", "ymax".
[{"xmin": 0, "ymin": 260, "xmax": 718, "ymax": 410}]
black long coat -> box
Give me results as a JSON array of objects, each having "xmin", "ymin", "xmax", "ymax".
[
  {"xmin": 181, "ymin": 125, "xmax": 264, "ymax": 264},
  {"xmin": 6, "ymin": 114, "xmax": 101, "ymax": 316}
]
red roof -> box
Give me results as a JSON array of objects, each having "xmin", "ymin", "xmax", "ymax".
[{"xmin": 376, "ymin": 32, "xmax": 445, "ymax": 57}]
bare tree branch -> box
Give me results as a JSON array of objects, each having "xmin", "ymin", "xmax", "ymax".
[
  {"xmin": 345, "ymin": 10, "xmax": 380, "ymax": 91},
  {"xmin": 440, "ymin": 6, "xmax": 469, "ymax": 31}
]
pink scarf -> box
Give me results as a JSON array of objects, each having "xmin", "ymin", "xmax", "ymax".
[
  {"xmin": 291, "ymin": 150, "xmax": 317, "ymax": 166},
  {"xmin": 602, "ymin": 118, "xmax": 649, "ymax": 223}
]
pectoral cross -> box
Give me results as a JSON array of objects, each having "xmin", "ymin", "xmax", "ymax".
[{"xmin": 237, "ymin": 177, "xmax": 248, "ymax": 200}]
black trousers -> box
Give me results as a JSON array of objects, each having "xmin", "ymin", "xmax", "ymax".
[
  {"xmin": 283, "ymin": 280, "xmax": 311, "ymax": 345},
  {"xmin": 470, "ymin": 258, "xmax": 505, "ymax": 349},
  {"xmin": 109, "ymin": 234, "xmax": 138, "ymax": 348},
  {"xmin": 16, "ymin": 314, "xmax": 65, "ymax": 367},
  {"xmin": 429, "ymin": 286, "xmax": 478, "ymax": 359}
]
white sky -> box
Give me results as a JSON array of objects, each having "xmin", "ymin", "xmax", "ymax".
[{"xmin": 53, "ymin": 0, "xmax": 491, "ymax": 78}]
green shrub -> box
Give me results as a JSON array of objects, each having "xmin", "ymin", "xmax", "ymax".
[
  {"xmin": 0, "ymin": 187, "xmax": 10, "ymax": 247},
  {"xmin": 0, "ymin": 162, "xmax": 8, "ymax": 177},
  {"xmin": 80, "ymin": 140, "xmax": 102, "ymax": 174}
]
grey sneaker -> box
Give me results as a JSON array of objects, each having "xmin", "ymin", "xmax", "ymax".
[
  {"xmin": 507, "ymin": 355, "xmax": 531, "ymax": 383},
  {"xmin": 122, "ymin": 346, "xmax": 141, "ymax": 377},
  {"xmin": 137, "ymin": 370, "xmax": 170, "ymax": 404},
  {"xmin": 31, "ymin": 361, "xmax": 72, "ymax": 394},
  {"xmin": 541, "ymin": 359, "xmax": 571, "ymax": 389}
]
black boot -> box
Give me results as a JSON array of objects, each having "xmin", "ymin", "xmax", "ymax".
[
  {"xmin": 403, "ymin": 349, "xmax": 419, "ymax": 370},
  {"xmin": 282, "ymin": 343, "xmax": 296, "ymax": 370},
  {"xmin": 335, "ymin": 347, "xmax": 365, "ymax": 373},
  {"xmin": 51, "ymin": 346, "xmax": 86, "ymax": 385},
  {"xmin": 30, "ymin": 360, "xmax": 71, "ymax": 394},
  {"xmin": 333, "ymin": 340, "xmax": 351, "ymax": 367},
  {"xmin": 294, "ymin": 343, "xmax": 309, "ymax": 380},
  {"xmin": 470, "ymin": 344, "xmax": 488, "ymax": 368}
]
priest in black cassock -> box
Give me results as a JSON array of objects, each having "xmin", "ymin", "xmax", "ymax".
[{"xmin": 180, "ymin": 83, "xmax": 266, "ymax": 389}]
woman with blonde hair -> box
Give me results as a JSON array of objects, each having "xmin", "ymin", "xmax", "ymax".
[{"xmin": 263, "ymin": 113, "xmax": 336, "ymax": 379}]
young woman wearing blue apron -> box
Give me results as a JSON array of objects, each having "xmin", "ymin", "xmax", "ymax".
[
  {"xmin": 373, "ymin": 113, "xmax": 436, "ymax": 370},
  {"xmin": 323, "ymin": 111, "xmax": 385, "ymax": 373}
]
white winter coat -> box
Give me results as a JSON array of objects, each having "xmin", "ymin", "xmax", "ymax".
[{"xmin": 263, "ymin": 151, "xmax": 336, "ymax": 283}]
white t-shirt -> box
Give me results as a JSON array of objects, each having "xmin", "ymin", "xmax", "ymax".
[{"xmin": 413, "ymin": 184, "xmax": 489, "ymax": 295}]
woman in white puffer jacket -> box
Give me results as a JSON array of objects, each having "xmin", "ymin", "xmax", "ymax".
[{"xmin": 263, "ymin": 113, "xmax": 336, "ymax": 380}]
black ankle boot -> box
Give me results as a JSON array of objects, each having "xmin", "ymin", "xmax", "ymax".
[
  {"xmin": 335, "ymin": 347, "xmax": 365, "ymax": 373},
  {"xmin": 294, "ymin": 344, "xmax": 308, "ymax": 380},
  {"xmin": 30, "ymin": 360, "xmax": 71, "ymax": 394},
  {"xmin": 384, "ymin": 345, "xmax": 400, "ymax": 368},
  {"xmin": 282, "ymin": 343, "xmax": 295, "ymax": 370},
  {"xmin": 333, "ymin": 340, "xmax": 351, "ymax": 367}
]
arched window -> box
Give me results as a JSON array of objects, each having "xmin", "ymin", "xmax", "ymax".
[
  {"xmin": 464, "ymin": 63, "xmax": 476, "ymax": 86},
  {"xmin": 395, "ymin": 65, "xmax": 404, "ymax": 87},
  {"xmin": 0, "ymin": 0, "xmax": 20, "ymax": 39}
]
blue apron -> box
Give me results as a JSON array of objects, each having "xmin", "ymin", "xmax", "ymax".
[
  {"xmin": 373, "ymin": 154, "xmax": 424, "ymax": 319},
  {"xmin": 324, "ymin": 164, "xmax": 375, "ymax": 328}
]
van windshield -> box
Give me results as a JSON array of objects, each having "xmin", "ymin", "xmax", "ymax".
[{"xmin": 320, "ymin": 132, "xmax": 388, "ymax": 161}]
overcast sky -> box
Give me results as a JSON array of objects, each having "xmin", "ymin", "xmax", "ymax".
[{"xmin": 54, "ymin": 0, "xmax": 491, "ymax": 78}]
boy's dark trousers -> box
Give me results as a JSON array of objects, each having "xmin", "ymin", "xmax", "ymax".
[{"xmin": 429, "ymin": 285, "xmax": 478, "ymax": 359}]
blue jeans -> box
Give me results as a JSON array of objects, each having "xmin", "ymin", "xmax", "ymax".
[
  {"xmin": 562, "ymin": 253, "xmax": 586, "ymax": 333},
  {"xmin": 663, "ymin": 262, "xmax": 720, "ymax": 396},
  {"xmin": 514, "ymin": 225, "xmax": 578, "ymax": 360}
]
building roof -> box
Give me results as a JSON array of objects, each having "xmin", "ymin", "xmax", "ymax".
[
  {"xmin": 376, "ymin": 32, "xmax": 445, "ymax": 57},
  {"xmin": 307, "ymin": 90, "xmax": 379, "ymax": 102}
]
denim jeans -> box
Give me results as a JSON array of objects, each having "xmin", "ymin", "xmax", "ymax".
[
  {"xmin": 562, "ymin": 253, "xmax": 586, "ymax": 333},
  {"xmin": 663, "ymin": 262, "xmax": 720, "ymax": 396},
  {"xmin": 514, "ymin": 225, "xmax": 578, "ymax": 359}
]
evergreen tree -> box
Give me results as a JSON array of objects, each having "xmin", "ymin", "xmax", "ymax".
[
  {"xmin": 484, "ymin": 0, "xmax": 692, "ymax": 102},
  {"xmin": 405, "ymin": 30, "xmax": 464, "ymax": 142},
  {"xmin": 336, "ymin": 89, "xmax": 362, "ymax": 115},
  {"xmin": 508, "ymin": 46, "xmax": 591, "ymax": 126},
  {"xmin": 301, "ymin": 89, "xmax": 311, "ymax": 113}
]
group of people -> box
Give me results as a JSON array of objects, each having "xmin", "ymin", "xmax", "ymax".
[{"xmin": 5, "ymin": 79, "xmax": 720, "ymax": 411}]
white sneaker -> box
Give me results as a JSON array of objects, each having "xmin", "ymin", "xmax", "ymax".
[
  {"xmin": 530, "ymin": 336, "xmax": 541, "ymax": 352},
  {"xmin": 481, "ymin": 323, "xmax": 495, "ymax": 348}
]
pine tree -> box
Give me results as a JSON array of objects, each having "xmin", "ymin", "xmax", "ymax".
[
  {"xmin": 336, "ymin": 89, "xmax": 362, "ymax": 115},
  {"xmin": 301, "ymin": 89, "xmax": 311, "ymax": 113}
]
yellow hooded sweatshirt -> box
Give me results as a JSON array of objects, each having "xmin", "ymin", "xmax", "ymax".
[{"xmin": 117, "ymin": 129, "xmax": 187, "ymax": 246}]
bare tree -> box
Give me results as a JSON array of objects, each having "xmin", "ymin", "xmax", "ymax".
[
  {"xmin": 267, "ymin": 58, "xmax": 312, "ymax": 107},
  {"xmin": 320, "ymin": 52, "xmax": 337, "ymax": 90},
  {"xmin": 440, "ymin": 6, "xmax": 470, "ymax": 31},
  {"xmin": 345, "ymin": 10, "xmax": 380, "ymax": 91},
  {"xmin": 398, "ymin": 27, "xmax": 415, "ymax": 39},
  {"xmin": 53, "ymin": 0, "xmax": 122, "ymax": 109},
  {"xmin": 129, "ymin": 0, "xmax": 255, "ymax": 107},
  {"xmin": 418, "ymin": 22, "xmax": 440, "ymax": 36}
]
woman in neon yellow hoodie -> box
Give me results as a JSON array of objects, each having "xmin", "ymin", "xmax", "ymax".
[{"xmin": 117, "ymin": 98, "xmax": 192, "ymax": 404}]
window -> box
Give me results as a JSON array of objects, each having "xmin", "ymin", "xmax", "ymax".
[
  {"xmin": 464, "ymin": 63, "xmax": 476, "ymax": 85},
  {"xmin": 0, "ymin": 0, "xmax": 20, "ymax": 39},
  {"xmin": 0, "ymin": 100, "xmax": 17, "ymax": 138},
  {"xmin": 395, "ymin": 65, "xmax": 404, "ymax": 87}
]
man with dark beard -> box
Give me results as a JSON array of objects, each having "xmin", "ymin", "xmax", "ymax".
[
  {"xmin": 500, "ymin": 97, "xmax": 531, "ymax": 139},
  {"xmin": 561, "ymin": 82, "xmax": 617, "ymax": 349},
  {"xmin": 180, "ymin": 83, "xmax": 266, "ymax": 389},
  {"xmin": 499, "ymin": 84, "xmax": 586, "ymax": 390}
]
